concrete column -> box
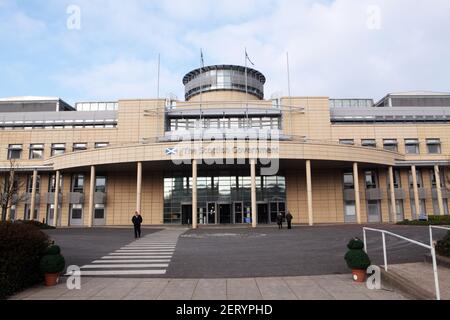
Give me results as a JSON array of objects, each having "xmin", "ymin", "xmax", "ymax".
[
  {"xmin": 411, "ymin": 165, "xmax": 421, "ymax": 218},
  {"xmin": 53, "ymin": 171, "xmax": 60, "ymax": 227},
  {"xmin": 306, "ymin": 160, "xmax": 314, "ymax": 226},
  {"xmin": 251, "ymin": 159, "xmax": 257, "ymax": 228},
  {"xmin": 192, "ymin": 159, "xmax": 198, "ymax": 229},
  {"xmin": 353, "ymin": 163, "xmax": 362, "ymax": 224},
  {"xmin": 389, "ymin": 167, "xmax": 397, "ymax": 223},
  {"xmin": 29, "ymin": 169, "xmax": 38, "ymax": 221},
  {"xmin": 88, "ymin": 166, "xmax": 96, "ymax": 228},
  {"xmin": 136, "ymin": 162, "xmax": 143, "ymax": 214},
  {"xmin": 435, "ymin": 165, "xmax": 445, "ymax": 216}
]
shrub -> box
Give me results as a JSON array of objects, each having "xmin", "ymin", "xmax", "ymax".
[
  {"xmin": 15, "ymin": 220, "xmax": 56, "ymax": 230},
  {"xmin": 44, "ymin": 245, "xmax": 61, "ymax": 255},
  {"xmin": 40, "ymin": 255, "xmax": 65, "ymax": 274},
  {"xmin": 436, "ymin": 231, "xmax": 450, "ymax": 258},
  {"xmin": 0, "ymin": 222, "xmax": 50, "ymax": 300},
  {"xmin": 344, "ymin": 238, "xmax": 371, "ymax": 270},
  {"xmin": 397, "ymin": 216, "xmax": 450, "ymax": 226}
]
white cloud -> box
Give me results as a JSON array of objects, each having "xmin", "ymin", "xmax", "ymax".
[
  {"xmin": 55, "ymin": 57, "xmax": 181, "ymax": 101},
  {"xmin": 4, "ymin": 0, "xmax": 450, "ymax": 102}
]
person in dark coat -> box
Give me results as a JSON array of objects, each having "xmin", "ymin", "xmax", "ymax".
[
  {"xmin": 286, "ymin": 211, "xmax": 293, "ymax": 230},
  {"xmin": 132, "ymin": 211, "xmax": 143, "ymax": 238},
  {"xmin": 276, "ymin": 212, "xmax": 283, "ymax": 229}
]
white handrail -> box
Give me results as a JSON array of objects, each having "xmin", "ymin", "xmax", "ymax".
[{"xmin": 363, "ymin": 227, "xmax": 441, "ymax": 300}]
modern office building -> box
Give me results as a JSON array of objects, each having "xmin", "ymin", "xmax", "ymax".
[{"xmin": 1, "ymin": 65, "xmax": 449, "ymax": 228}]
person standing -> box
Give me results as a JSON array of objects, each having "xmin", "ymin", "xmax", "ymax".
[
  {"xmin": 286, "ymin": 211, "xmax": 293, "ymax": 230},
  {"xmin": 132, "ymin": 211, "xmax": 143, "ymax": 239},
  {"xmin": 276, "ymin": 212, "xmax": 283, "ymax": 229}
]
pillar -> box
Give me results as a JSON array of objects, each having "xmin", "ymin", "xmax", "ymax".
[
  {"xmin": 389, "ymin": 167, "xmax": 397, "ymax": 223},
  {"xmin": 306, "ymin": 160, "xmax": 314, "ymax": 226},
  {"xmin": 192, "ymin": 159, "xmax": 198, "ymax": 229},
  {"xmin": 136, "ymin": 162, "xmax": 143, "ymax": 214},
  {"xmin": 251, "ymin": 159, "xmax": 257, "ymax": 228},
  {"xmin": 435, "ymin": 165, "xmax": 445, "ymax": 216},
  {"xmin": 53, "ymin": 171, "xmax": 60, "ymax": 227},
  {"xmin": 411, "ymin": 165, "xmax": 421, "ymax": 218},
  {"xmin": 353, "ymin": 163, "xmax": 362, "ymax": 224},
  {"xmin": 29, "ymin": 169, "xmax": 38, "ymax": 221},
  {"xmin": 88, "ymin": 166, "xmax": 96, "ymax": 228}
]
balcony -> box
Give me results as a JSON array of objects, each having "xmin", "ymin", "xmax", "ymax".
[
  {"xmin": 44, "ymin": 193, "xmax": 63, "ymax": 204},
  {"xmin": 387, "ymin": 188, "xmax": 407, "ymax": 200},
  {"xmin": 69, "ymin": 192, "xmax": 85, "ymax": 204},
  {"xmin": 94, "ymin": 192, "xmax": 107, "ymax": 204},
  {"xmin": 25, "ymin": 193, "xmax": 41, "ymax": 205},
  {"xmin": 409, "ymin": 188, "xmax": 428, "ymax": 200},
  {"xmin": 432, "ymin": 188, "xmax": 449, "ymax": 199},
  {"xmin": 366, "ymin": 189, "xmax": 383, "ymax": 200}
]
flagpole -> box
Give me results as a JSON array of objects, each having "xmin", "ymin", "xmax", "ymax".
[
  {"xmin": 157, "ymin": 53, "xmax": 161, "ymax": 100},
  {"xmin": 286, "ymin": 52, "xmax": 293, "ymax": 135},
  {"xmin": 199, "ymin": 49, "xmax": 204, "ymax": 126},
  {"xmin": 245, "ymin": 48, "xmax": 249, "ymax": 127}
]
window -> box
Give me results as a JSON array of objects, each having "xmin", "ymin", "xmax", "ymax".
[
  {"xmin": 95, "ymin": 176, "xmax": 107, "ymax": 193},
  {"xmin": 392, "ymin": 170, "xmax": 402, "ymax": 189},
  {"xmin": 48, "ymin": 174, "xmax": 63, "ymax": 192},
  {"xmin": 365, "ymin": 171, "xmax": 378, "ymax": 189},
  {"xmin": 427, "ymin": 139, "xmax": 441, "ymax": 154},
  {"xmin": 73, "ymin": 143, "xmax": 87, "ymax": 152},
  {"xmin": 29, "ymin": 144, "xmax": 44, "ymax": 159},
  {"xmin": 344, "ymin": 201, "xmax": 356, "ymax": 216},
  {"xmin": 383, "ymin": 139, "xmax": 398, "ymax": 152},
  {"xmin": 71, "ymin": 174, "xmax": 85, "ymax": 193},
  {"xmin": 362, "ymin": 139, "xmax": 377, "ymax": 148},
  {"xmin": 51, "ymin": 144, "xmax": 66, "ymax": 156},
  {"xmin": 95, "ymin": 142, "xmax": 109, "ymax": 149},
  {"xmin": 94, "ymin": 204, "xmax": 105, "ymax": 219},
  {"xmin": 26, "ymin": 175, "xmax": 41, "ymax": 193},
  {"xmin": 343, "ymin": 172, "xmax": 354, "ymax": 189},
  {"xmin": 339, "ymin": 139, "xmax": 355, "ymax": 146},
  {"xmin": 408, "ymin": 169, "xmax": 424, "ymax": 188},
  {"xmin": 8, "ymin": 144, "xmax": 22, "ymax": 160},
  {"xmin": 405, "ymin": 139, "xmax": 419, "ymax": 154},
  {"xmin": 430, "ymin": 169, "xmax": 445, "ymax": 188},
  {"xmin": 70, "ymin": 204, "xmax": 83, "ymax": 219},
  {"xmin": 411, "ymin": 199, "xmax": 427, "ymax": 217}
]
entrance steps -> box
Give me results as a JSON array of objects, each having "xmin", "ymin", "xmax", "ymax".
[{"xmin": 381, "ymin": 261, "xmax": 450, "ymax": 300}]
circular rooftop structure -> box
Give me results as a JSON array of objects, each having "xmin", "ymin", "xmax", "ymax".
[{"xmin": 183, "ymin": 65, "xmax": 266, "ymax": 101}]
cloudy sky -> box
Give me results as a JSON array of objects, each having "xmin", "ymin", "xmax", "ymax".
[{"xmin": 1, "ymin": 0, "xmax": 449, "ymax": 105}]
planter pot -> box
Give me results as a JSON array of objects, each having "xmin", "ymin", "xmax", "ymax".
[
  {"xmin": 44, "ymin": 273, "xmax": 60, "ymax": 287},
  {"xmin": 351, "ymin": 269, "xmax": 367, "ymax": 283}
]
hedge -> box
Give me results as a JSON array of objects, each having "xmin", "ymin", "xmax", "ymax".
[
  {"xmin": 436, "ymin": 231, "xmax": 450, "ymax": 258},
  {"xmin": 0, "ymin": 222, "xmax": 50, "ymax": 300},
  {"xmin": 397, "ymin": 215, "xmax": 450, "ymax": 226}
]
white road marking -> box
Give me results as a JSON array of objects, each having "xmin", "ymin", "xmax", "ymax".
[
  {"xmin": 68, "ymin": 270, "xmax": 167, "ymax": 276},
  {"xmin": 101, "ymin": 256, "xmax": 173, "ymax": 259},
  {"xmin": 81, "ymin": 264, "xmax": 169, "ymax": 269},
  {"xmin": 93, "ymin": 260, "xmax": 171, "ymax": 264}
]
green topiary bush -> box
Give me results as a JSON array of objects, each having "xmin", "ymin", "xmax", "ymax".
[
  {"xmin": 0, "ymin": 222, "xmax": 50, "ymax": 300},
  {"xmin": 345, "ymin": 238, "xmax": 371, "ymax": 270},
  {"xmin": 397, "ymin": 216, "xmax": 450, "ymax": 226},
  {"xmin": 40, "ymin": 245, "xmax": 65, "ymax": 274},
  {"xmin": 436, "ymin": 231, "xmax": 450, "ymax": 258}
]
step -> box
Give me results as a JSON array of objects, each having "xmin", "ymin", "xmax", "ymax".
[
  {"xmin": 424, "ymin": 254, "xmax": 450, "ymax": 269},
  {"xmin": 380, "ymin": 267, "xmax": 436, "ymax": 300}
]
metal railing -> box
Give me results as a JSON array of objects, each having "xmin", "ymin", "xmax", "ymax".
[{"xmin": 363, "ymin": 227, "xmax": 441, "ymax": 300}]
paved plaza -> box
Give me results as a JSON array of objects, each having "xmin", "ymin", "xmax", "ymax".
[{"xmin": 11, "ymin": 274, "xmax": 405, "ymax": 300}]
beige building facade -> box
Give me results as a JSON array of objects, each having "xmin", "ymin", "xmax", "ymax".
[{"xmin": 1, "ymin": 66, "xmax": 449, "ymax": 228}]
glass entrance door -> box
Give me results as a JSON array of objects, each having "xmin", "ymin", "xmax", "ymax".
[
  {"xmin": 234, "ymin": 202, "xmax": 243, "ymax": 224},
  {"xmin": 207, "ymin": 203, "xmax": 216, "ymax": 224},
  {"xmin": 270, "ymin": 202, "xmax": 286, "ymax": 223},
  {"xmin": 181, "ymin": 204, "xmax": 192, "ymax": 225},
  {"xmin": 257, "ymin": 203, "xmax": 269, "ymax": 224},
  {"xmin": 218, "ymin": 204, "xmax": 232, "ymax": 224}
]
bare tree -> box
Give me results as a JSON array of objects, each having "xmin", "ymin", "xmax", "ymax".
[{"xmin": 1, "ymin": 159, "xmax": 27, "ymax": 221}]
